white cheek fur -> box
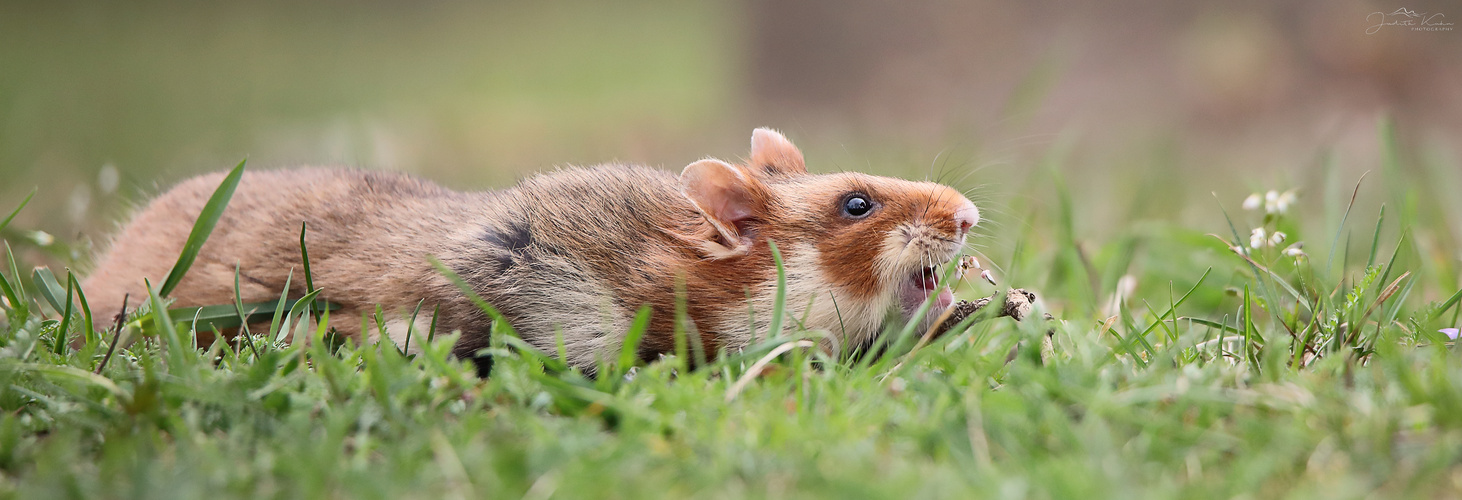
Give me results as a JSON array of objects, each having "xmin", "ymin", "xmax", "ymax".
[{"xmin": 721, "ymin": 242, "xmax": 895, "ymax": 353}]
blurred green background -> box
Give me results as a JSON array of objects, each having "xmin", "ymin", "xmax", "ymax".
[{"xmin": 2, "ymin": 0, "xmax": 1459, "ymax": 286}]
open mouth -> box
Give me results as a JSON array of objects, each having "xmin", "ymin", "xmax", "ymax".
[{"xmin": 897, "ymin": 264, "xmax": 955, "ymax": 317}]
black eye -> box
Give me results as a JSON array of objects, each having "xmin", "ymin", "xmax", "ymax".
[{"xmin": 842, "ymin": 194, "xmax": 873, "ymax": 218}]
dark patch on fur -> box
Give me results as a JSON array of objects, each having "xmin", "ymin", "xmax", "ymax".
[
  {"xmin": 481, "ymin": 220, "xmax": 534, "ymax": 270},
  {"xmin": 469, "ymin": 355, "xmax": 493, "ymax": 378},
  {"xmin": 483, "ymin": 221, "xmax": 533, "ymax": 253},
  {"xmin": 452, "ymin": 326, "xmax": 494, "ymax": 378},
  {"xmin": 636, "ymin": 330, "xmax": 663, "ymax": 364},
  {"xmin": 489, "ymin": 255, "xmax": 513, "ymax": 273}
]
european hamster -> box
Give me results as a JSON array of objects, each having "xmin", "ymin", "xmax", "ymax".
[{"xmin": 82, "ymin": 128, "xmax": 980, "ymax": 371}]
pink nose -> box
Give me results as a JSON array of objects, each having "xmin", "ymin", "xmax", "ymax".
[{"xmin": 954, "ymin": 202, "xmax": 979, "ymax": 237}]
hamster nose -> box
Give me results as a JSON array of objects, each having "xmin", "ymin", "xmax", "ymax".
[{"xmin": 953, "ymin": 201, "xmax": 979, "ymax": 237}]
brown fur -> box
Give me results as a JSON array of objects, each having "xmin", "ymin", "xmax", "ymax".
[{"xmin": 83, "ymin": 129, "xmax": 979, "ymax": 371}]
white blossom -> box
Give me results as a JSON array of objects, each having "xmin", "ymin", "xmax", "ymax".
[
  {"xmin": 1250, "ymin": 228, "xmax": 1267, "ymax": 249},
  {"xmin": 1275, "ymin": 190, "xmax": 1297, "ymax": 214},
  {"xmin": 1242, "ymin": 193, "xmax": 1262, "ymax": 210},
  {"xmin": 98, "ymin": 163, "xmax": 120, "ymax": 194}
]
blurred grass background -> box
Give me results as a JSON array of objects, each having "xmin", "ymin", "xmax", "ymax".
[{"xmin": 1, "ymin": 0, "xmax": 1459, "ymax": 305}]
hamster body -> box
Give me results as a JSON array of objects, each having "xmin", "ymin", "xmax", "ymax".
[{"xmin": 83, "ymin": 129, "xmax": 979, "ymax": 371}]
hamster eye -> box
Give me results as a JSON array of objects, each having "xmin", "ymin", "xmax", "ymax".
[{"xmin": 841, "ymin": 194, "xmax": 873, "ymax": 218}]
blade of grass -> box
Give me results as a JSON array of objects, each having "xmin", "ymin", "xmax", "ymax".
[
  {"xmin": 1181, "ymin": 316, "xmax": 1242, "ymax": 335},
  {"xmin": 51, "ymin": 272, "xmax": 76, "ymax": 355},
  {"xmin": 1140, "ymin": 300, "xmax": 1175, "ymax": 344},
  {"xmin": 5, "ymin": 242, "xmax": 25, "ymax": 305},
  {"xmin": 557, "ymin": 329, "xmax": 570, "ymax": 371},
  {"xmin": 404, "ymin": 299, "xmax": 424, "ymax": 355},
  {"xmin": 0, "ymin": 188, "xmax": 35, "ymax": 234},
  {"xmin": 1243, "ymin": 285, "xmax": 1257, "ymax": 368},
  {"xmin": 168, "ymin": 299, "xmax": 338, "ymax": 332},
  {"xmin": 31, "ymin": 268, "xmax": 69, "ymax": 314},
  {"xmin": 1132, "ymin": 268, "xmax": 1213, "ymax": 346},
  {"xmin": 0, "ymin": 266, "xmax": 24, "ymax": 318},
  {"xmin": 267, "ymin": 270, "xmax": 294, "ymax": 343},
  {"xmin": 299, "ymin": 222, "xmax": 316, "ymax": 294},
  {"xmin": 1432, "ymin": 288, "xmax": 1462, "ymax": 321},
  {"xmin": 313, "ymin": 305, "xmax": 332, "ymax": 345},
  {"xmin": 670, "ymin": 275, "xmax": 695, "ymax": 370},
  {"xmin": 283, "ymin": 288, "xmax": 324, "ymax": 348},
  {"xmin": 828, "ymin": 291, "xmax": 847, "ymax": 340},
  {"xmin": 145, "ymin": 278, "xmax": 193, "ymax": 375},
  {"xmin": 1366, "ymin": 205, "xmax": 1385, "ymax": 269},
  {"xmin": 428, "ymin": 256, "xmax": 515, "ymax": 337},
  {"xmin": 159, "ymin": 159, "xmax": 245, "ymax": 297},
  {"xmin": 1326, "ymin": 172, "xmax": 1368, "ymax": 275},
  {"xmin": 767, "ymin": 240, "xmax": 787, "ymax": 340},
  {"xmin": 1120, "ymin": 299, "xmax": 1156, "ymax": 364},
  {"xmin": 72, "ymin": 271, "xmax": 96, "ymax": 345},
  {"xmin": 498, "ymin": 334, "xmax": 567, "ymax": 373},
  {"xmin": 616, "ymin": 305, "xmax": 653, "ymax": 376},
  {"xmin": 233, "ymin": 265, "xmax": 261, "ymax": 361},
  {"xmin": 1375, "ymin": 232, "xmax": 1406, "ymax": 295},
  {"xmin": 373, "ymin": 305, "xmax": 391, "ymax": 351},
  {"xmin": 1106, "ymin": 324, "xmax": 1149, "ymax": 368}
]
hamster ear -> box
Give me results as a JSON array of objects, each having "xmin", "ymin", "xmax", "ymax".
[
  {"xmin": 749, "ymin": 127, "xmax": 806, "ymax": 176},
  {"xmin": 680, "ymin": 158, "xmax": 766, "ymax": 256}
]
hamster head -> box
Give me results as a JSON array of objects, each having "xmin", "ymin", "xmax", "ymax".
[{"xmin": 678, "ymin": 128, "xmax": 980, "ymax": 347}]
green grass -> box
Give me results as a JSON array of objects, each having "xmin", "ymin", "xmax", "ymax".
[{"xmin": 1, "ymin": 122, "xmax": 1461, "ymax": 499}]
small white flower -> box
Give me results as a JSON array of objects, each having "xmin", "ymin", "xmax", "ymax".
[
  {"xmin": 1275, "ymin": 190, "xmax": 1297, "ymax": 214},
  {"xmin": 1269, "ymin": 231, "xmax": 1287, "ymax": 246},
  {"xmin": 68, "ymin": 185, "xmax": 91, "ymax": 225},
  {"xmin": 1282, "ymin": 242, "xmax": 1305, "ymax": 257},
  {"xmin": 1250, "ymin": 228, "xmax": 1267, "ymax": 249},
  {"xmin": 98, "ymin": 163, "xmax": 120, "ymax": 194},
  {"xmin": 1242, "ymin": 193, "xmax": 1262, "ymax": 210},
  {"xmin": 29, "ymin": 231, "xmax": 54, "ymax": 247},
  {"xmin": 1263, "ymin": 190, "xmax": 1280, "ymax": 213}
]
